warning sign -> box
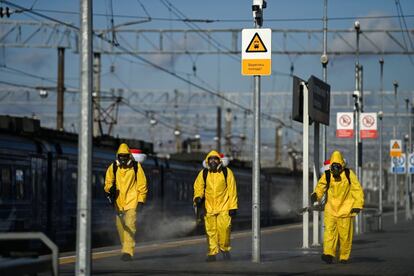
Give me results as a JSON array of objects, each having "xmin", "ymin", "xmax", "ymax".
[
  {"xmin": 336, "ymin": 112, "xmax": 354, "ymax": 138},
  {"xmin": 390, "ymin": 139, "xmax": 402, "ymax": 157},
  {"xmin": 246, "ymin": 33, "xmax": 267, "ymax": 52},
  {"xmin": 360, "ymin": 112, "xmax": 377, "ymax": 139},
  {"xmin": 241, "ymin": 28, "xmax": 271, "ymax": 76}
]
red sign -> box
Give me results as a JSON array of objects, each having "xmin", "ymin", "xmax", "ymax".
[
  {"xmin": 360, "ymin": 113, "xmax": 378, "ymax": 139},
  {"xmin": 336, "ymin": 112, "xmax": 354, "ymax": 138}
]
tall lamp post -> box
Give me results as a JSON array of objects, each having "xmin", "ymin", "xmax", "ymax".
[
  {"xmin": 405, "ymin": 99, "xmax": 413, "ymax": 220},
  {"xmin": 393, "ymin": 80, "xmax": 399, "ymax": 224},
  {"xmin": 378, "ymin": 58, "xmax": 384, "ymax": 231},
  {"xmin": 353, "ymin": 20, "xmax": 362, "ymax": 234}
]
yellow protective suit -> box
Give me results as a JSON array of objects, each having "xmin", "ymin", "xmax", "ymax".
[
  {"xmin": 104, "ymin": 143, "xmax": 148, "ymax": 256},
  {"xmin": 313, "ymin": 150, "xmax": 364, "ymax": 261},
  {"xmin": 193, "ymin": 150, "xmax": 238, "ymax": 256}
]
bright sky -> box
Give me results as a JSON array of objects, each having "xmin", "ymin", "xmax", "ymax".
[{"xmin": 1, "ymin": 0, "xmax": 414, "ymax": 163}]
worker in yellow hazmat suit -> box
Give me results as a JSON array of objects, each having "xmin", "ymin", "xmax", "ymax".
[
  {"xmin": 104, "ymin": 143, "xmax": 148, "ymax": 261},
  {"xmin": 193, "ymin": 150, "xmax": 238, "ymax": 262},
  {"xmin": 311, "ymin": 150, "xmax": 364, "ymax": 264}
]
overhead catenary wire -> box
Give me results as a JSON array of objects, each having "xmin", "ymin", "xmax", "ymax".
[
  {"xmin": 1, "ymin": 0, "xmax": 294, "ymax": 131},
  {"xmin": 394, "ymin": 0, "xmax": 414, "ymax": 66},
  {"xmin": 110, "ymin": 70, "xmax": 200, "ymax": 134},
  {"xmin": 0, "ymin": 76, "xmax": 198, "ymax": 135},
  {"xmin": 28, "ymin": 8, "xmax": 414, "ymax": 23},
  {"xmin": 158, "ymin": 0, "xmax": 291, "ymax": 78}
]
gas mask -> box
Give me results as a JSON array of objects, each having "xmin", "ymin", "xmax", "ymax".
[
  {"xmin": 208, "ymin": 156, "xmax": 221, "ymax": 172},
  {"xmin": 118, "ymin": 153, "xmax": 132, "ymax": 167},
  {"xmin": 330, "ymin": 163, "xmax": 342, "ymax": 178}
]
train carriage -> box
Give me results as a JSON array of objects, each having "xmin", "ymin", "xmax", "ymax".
[{"xmin": 0, "ymin": 115, "xmax": 302, "ymax": 254}]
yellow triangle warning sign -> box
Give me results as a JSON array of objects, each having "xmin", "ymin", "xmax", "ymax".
[
  {"xmin": 246, "ymin": 33, "xmax": 267, "ymax": 53},
  {"xmin": 392, "ymin": 141, "xmax": 400, "ymax": 149}
]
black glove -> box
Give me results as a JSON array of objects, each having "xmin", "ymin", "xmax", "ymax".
[
  {"xmin": 194, "ymin": 197, "xmax": 202, "ymax": 206},
  {"xmin": 106, "ymin": 185, "xmax": 117, "ymax": 206},
  {"xmin": 229, "ymin": 209, "xmax": 237, "ymax": 218},
  {"xmin": 351, "ymin": 208, "xmax": 361, "ymax": 214},
  {"xmin": 137, "ymin": 202, "xmax": 143, "ymax": 212},
  {"xmin": 310, "ymin": 193, "xmax": 318, "ymax": 204}
]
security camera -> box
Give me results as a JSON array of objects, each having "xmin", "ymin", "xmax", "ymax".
[
  {"xmin": 378, "ymin": 111, "xmax": 383, "ymax": 120},
  {"xmin": 150, "ymin": 118, "xmax": 158, "ymax": 126},
  {"xmin": 352, "ymin": 90, "xmax": 360, "ymax": 99},
  {"xmin": 252, "ymin": 0, "xmax": 266, "ymax": 27},
  {"xmin": 39, "ymin": 89, "xmax": 48, "ymax": 98},
  {"xmin": 354, "ymin": 21, "xmax": 360, "ymax": 31},
  {"xmin": 252, "ymin": 0, "xmax": 266, "ymax": 10},
  {"xmin": 320, "ymin": 54, "xmax": 329, "ymax": 65},
  {"xmin": 393, "ymin": 80, "xmax": 399, "ymax": 88}
]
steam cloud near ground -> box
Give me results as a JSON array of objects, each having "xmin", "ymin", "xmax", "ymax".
[
  {"xmin": 271, "ymin": 185, "xmax": 300, "ymax": 217},
  {"xmin": 139, "ymin": 206, "xmax": 197, "ymax": 240}
]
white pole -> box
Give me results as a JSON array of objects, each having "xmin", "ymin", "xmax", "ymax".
[
  {"xmin": 317, "ymin": 0, "xmax": 329, "ymax": 246},
  {"xmin": 252, "ymin": 74, "xmax": 261, "ymax": 262},
  {"xmin": 302, "ymin": 82, "xmax": 309, "ymax": 249},
  {"xmin": 76, "ymin": 0, "xmax": 93, "ymax": 275},
  {"xmin": 405, "ymin": 100, "xmax": 412, "ymax": 220},
  {"xmin": 394, "ymin": 81, "xmax": 399, "ymax": 224},
  {"xmin": 312, "ymin": 163, "xmax": 319, "ymax": 246},
  {"xmin": 353, "ymin": 21, "xmax": 361, "ymax": 235},
  {"xmin": 251, "ymin": 0, "xmax": 264, "ymax": 263},
  {"xmin": 379, "ymin": 58, "xmax": 384, "ymax": 231}
]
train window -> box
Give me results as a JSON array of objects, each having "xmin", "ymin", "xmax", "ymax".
[
  {"xmin": 175, "ymin": 180, "xmax": 191, "ymax": 202},
  {"xmin": 0, "ymin": 167, "xmax": 12, "ymax": 199},
  {"xmin": 92, "ymin": 173, "xmax": 104, "ymax": 198},
  {"xmin": 15, "ymin": 169, "xmax": 25, "ymax": 199},
  {"xmin": 98, "ymin": 174, "xmax": 105, "ymax": 197},
  {"xmin": 70, "ymin": 171, "xmax": 77, "ymax": 199}
]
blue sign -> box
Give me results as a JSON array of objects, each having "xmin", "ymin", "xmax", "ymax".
[
  {"xmin": 408, "ymin": 153, "xmax": 414, "ymax": 174},
  {"xmin": 391, "ymin": 154, "xmax": 406, "ymax": 174}
]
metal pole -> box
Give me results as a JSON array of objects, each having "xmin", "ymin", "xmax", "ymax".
[
  {"xmin": 76, "ymin": 0, "xmax": 93, "ymax": 275},
  {"xmin": 216, "ymin": 106, "xmax": 222, "ymax": 152},
  {"xmin": 302, "ymin": 82, "xmax": 309, "ymax": 249},
  {"xmin": 225, "ymin": 108, "xmax": 232, "ymax": 155},
  {"xmin": 353, "ymin": 20, "xmax": 361, "ymax": 235},
  {"xmin": 312, "ymin": 122, "xmax": 319, "ymax": 246},
  {"xmin": 358, "ymin": 65, "xmax": 364, "ymax": 233},
  {"xmin": 275, "ymin": 125, "xmax": 282, "ymax": 165},
  {"xmin": 405, "ymin": 100, "xmax": 412, "ymax": 220},
  {"xmin": 319, "ymin": 0, "xmax": 328, "ymax": 244},
  {"xmin": 394, "ymin": 81, "xmax": 398, "ymax": 224},
  {"xmin": 379, "ymin": 58, "xmax": 384, "ymax": 231},
  {"xmin": 321, "ymin": 0, "xmax": 328, "ymax": 160},
  {"xmin": 252, "ymin": 73, "xmax": 261, "ymax": 262},
  {"xmin": 57, "ymin": 47, "xmax": 65, "ymax": 131},
  {"xmin": 411, "ymin": 103, "xmax": 414, "ymax": 216},
  {"xmin": 251, "ymin": 0, "xmax": 264, "ymax": 263},
  {"xmin": 93, "ymin": 52, "xmax": 101, "ymax": 137}
]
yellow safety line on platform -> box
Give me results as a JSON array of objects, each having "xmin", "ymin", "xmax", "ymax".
[{"xmin": 59, "ymin": 223, "xmax": 302, "ymax": 265}]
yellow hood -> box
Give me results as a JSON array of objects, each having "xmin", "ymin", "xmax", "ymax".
[
  {"xmin": 330, "ymin": 150, "xmax": 345, "ymax": 167},
  {"xmin": 117, "ymin": 143, "xmax": 131, "ymax": 156},
  {"xmin": 205, "ymin": 150, "xmax": 221, "ymax": 163}
]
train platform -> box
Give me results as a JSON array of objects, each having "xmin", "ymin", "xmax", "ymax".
[{"xmin": 57, "ymin": 211, "xmax": 414, "ymax": 276}]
